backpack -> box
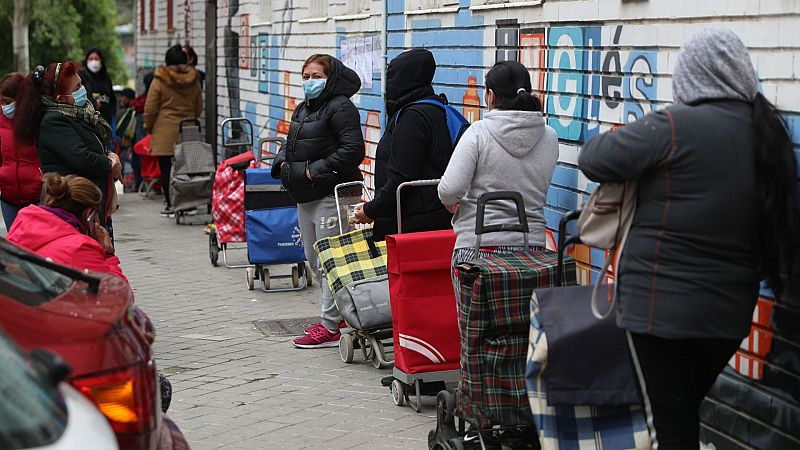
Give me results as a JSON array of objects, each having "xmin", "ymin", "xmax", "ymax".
[{"xmin": 393, "ymin": 98, "xmax": 470, "ymax": 147}]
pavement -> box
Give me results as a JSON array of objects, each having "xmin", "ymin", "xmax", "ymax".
[{"xmin": 112, "ymin": 194, "xmax": 437, "ymax": 449}]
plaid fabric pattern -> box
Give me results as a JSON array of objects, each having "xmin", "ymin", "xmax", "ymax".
[
  {"xmin": 313, "ymin": 228, "xmax": 388, "ymax": 295},
  {"xmin": 212, "ymin": 162, "xmax": 248, "ymax": 244},
  {"xmin": 455, "ymin": 250, "xmax": 577, "ymax": 429},
  {"xmin": 527, "ymin": 293, "xmax": 651, "ymax": 449}
]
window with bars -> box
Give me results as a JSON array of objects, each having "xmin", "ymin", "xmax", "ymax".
[
  {"xmin": 148, "ymin": 0, "xmax": 155, "ymax": 31},
  {"xmin": 167, "ymin": 0, "xmax": 174, "ymax": 32},
  {"xmin": 307, "ymin": 0, "xmax": 328, "ymax": 18},
  {"xmin": 407, "ymin": 0, "xmax": 459, "ymax": 11}
]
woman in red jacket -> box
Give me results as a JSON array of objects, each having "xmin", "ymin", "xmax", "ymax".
[
  {"xmin": 0, "ymin": 72, "xmax": 42, "ymax": 229},
  {"xmin": 7, "ymin": 172, "xmax": 126, "ymax": 282}
]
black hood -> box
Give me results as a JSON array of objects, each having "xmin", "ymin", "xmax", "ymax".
[
  {"xmin": 386, "ymin": 48, "xmax": 436, "ymax": 117},
  {"xmin": 307, "ymin": 56, "xmax": 361, "ymax": 110}
]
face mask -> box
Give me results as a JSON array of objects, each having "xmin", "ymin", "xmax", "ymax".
[
  {"xmin": 2, "ymin": 102, "xmax": 15, "ymax": 119},
  {"xmin": 71, "ymin": 85, "xmax": 88, "ymax": 108},
  {"xmin": 87, "ymin": 60, "xmax": 102, "ymax": 73},
  {"xmin": 303, "ymin": 79, "xmax": 327, "ymax": 100}
]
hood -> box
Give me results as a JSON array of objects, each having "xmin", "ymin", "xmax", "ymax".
[
  {"xmin": 306, "ymin": 56, "xmax": 361, "ymax": 110},
  {"xmin": 6, "ymin": 206, "xmax": 83, "ymax": 252},
  {"xmin": 154, "ymin": 65, "xmax": 199, "ymax": 87},
  {"xmin": 482, "ymin": 110, "xmax": 547, "ymax": 158},
  {"xmin": 385, "ymin": 48, "xmax": 436, "ymax": 117},
  {"xmin": 672, "ymin": 28, "xmax": 758, "ymax": 105}
]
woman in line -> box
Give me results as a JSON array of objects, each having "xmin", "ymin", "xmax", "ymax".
[
  {"xmin": 270, "ymin": 54, "xmax": 365, "ymax": 349},
  {"xmin": 14, "ymin": 62, "xmax": 121, "ymax": 229},
  {"xmin": 79, "ymin": 48, "xmax": 117, "ymax": 135},
  {"xmin": 0, "ymin": 72, "xmax": 41, "ymax": 229},
  {"xmin": 7, "ymin": 172, "xmax": 126, "ymax": 281},
  {"xmin": 144, "ymin": 44, "xmax": 203, "ymax": 217},
  {"xmin": 578, "ymin": 29, "xmax": 796, "ymax": 449},
  {"xmin": 439, "ymin": 60, "xmax": 558, "ymax": 296}
]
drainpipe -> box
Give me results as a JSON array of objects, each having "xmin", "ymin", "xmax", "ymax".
[{"xmin": 205, "ymin": 0, "xmax": 218, "ymax": 166}]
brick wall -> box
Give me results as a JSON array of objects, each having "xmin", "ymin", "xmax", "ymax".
[{"xmin": 140, "ymin": 1, "xmax": 800, "ymax": 447}]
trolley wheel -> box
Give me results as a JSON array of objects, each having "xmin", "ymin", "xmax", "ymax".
[
  {"xmin": 259, "ymin": 266, "xmax": 270, "ymax": 290},
  {"xmin": 446, "ymin": 438, "xmax": 465, "ymax": 450},
  {"xmin": 391, "ymin": 379, "xmax": 406, "ymax": 406},
  {"xmin": 437, "ymin": 390, "xmax": 456, "ymax": 424},
  {"xmin": 305, "ymin": 263, "xmax": 313, "ymax": 286},
  {"xmin": 339, "ymin": 334, "xmax": 354, "ymax": 364},
  {"xmin": 292, "ymin": 265, "xmax": 300, "ymax": 288},
  {"xmin": 245, "ymin": 267, "xmax": 255, "ymax": 290},
  {"xmin": 209, "ymin": 231, "xmax": 219, "ymax": 267},
  {"xmin": 369, "ymin": 335, "xmax": 387, "ymax": 369},
  {"xmin": 175, "ymin": 211, "xmax": 181, "ymax": 224}
]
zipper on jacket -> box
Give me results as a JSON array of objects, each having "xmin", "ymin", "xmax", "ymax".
[{"xmin": 286, "ymin": 115, "xmax": 305, "ymax": 193}]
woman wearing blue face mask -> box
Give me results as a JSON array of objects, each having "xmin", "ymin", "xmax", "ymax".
[
  {"xmin": 14, "ymin": 62, "xmax": 121, "ymax": 228},
  {"xmin": 0, "ymin": 72, "xmax": 42, "ymax": 229},
  {"xmin": 270, "ymin": 54, "xmax": 365, "ymax": 349}
]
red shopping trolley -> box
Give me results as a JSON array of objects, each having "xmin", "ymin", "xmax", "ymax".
[
  {"xmin": 132, "ymin": 134, "xmax": 161, "ymax": 197},
  {"xmin": 386, "ymin": 180, "xmax": 461, "ymax": 412}
]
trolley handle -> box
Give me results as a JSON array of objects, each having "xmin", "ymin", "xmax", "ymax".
[
  {"xmin": 179, "ymin": 117, "xmax": 202, "ymax": 132},
  {"xmin": 221, "ymin": 117, "xmax": 255, "ymax": 148},
  {"xmin": 256, "ymin": 137, "xmax": 286, "ymax": 162},
  {"xmin": 335, "ymin": 181, "xmax": 374, "ymax": 235},
  {"xmin": 556, "ymin": 209, "xmax": 582, "ymax": 287},
  {"xmin": 474, "ymin": 191, "xmax": 529, "ymax": 251},
  {"xmin": 395, "ymin": 179, "xmax": 441, "ymax": 235}
]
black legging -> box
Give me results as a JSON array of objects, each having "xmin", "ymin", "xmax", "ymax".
[
  {"xmin": 158, "ymin": 156, "xmax": 172, "ymax": 207},
  {"xmin": 627, "ymin": 332, "xmax": 740, "ymax": 449}
]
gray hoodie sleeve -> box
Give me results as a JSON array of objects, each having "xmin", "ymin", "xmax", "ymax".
[
  {"xmin": 579, "ymin": 108, "xmax": 674, "ymax": 183},
  {"xmin": 439, "ymin": 125, "xmax": 480, "ymax": 207}
]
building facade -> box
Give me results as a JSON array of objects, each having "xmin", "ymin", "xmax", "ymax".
[{"xmin": 136, "ymin": 1, "xmax": 800, "ymax": 448}]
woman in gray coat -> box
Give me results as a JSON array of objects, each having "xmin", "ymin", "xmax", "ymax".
[{"xmin": 579, "ymin": 29, "xmax": 796, "ymax": 449}]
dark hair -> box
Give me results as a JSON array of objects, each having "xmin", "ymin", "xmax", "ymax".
[
  {"xmin": 143, "ymin": 71, "xmax": 154, "ymax": 94},
  {"xmin": 43, "ymin": 173, "xmax": 102, "ymax": 220},
  {"xmin": 14, "ymin": 62, "xmax": 79, "ymax": 145},
  {"xmin": 83, "ymin": 48, "xmax": 107, "ymax": 76},
  {"xmin": 165, "ymin": 45, "xmax": 187, "ymax": 66},
  {"xmin": 119, "ymin": 88, "xmax": 136, "ymax": 99},
  {"xmin": 485, "ymin": 60, "xmax": 541, "ymax": 112},
  {"xmin": 183, "ymin": 44, "xmax": 198, "ymax": 67},
  {"xmin": 0, "ymin": 72, "xmax": 25, "ymax": 99},
  {"xmin": 752, "ymin": 92, "xmax": 797, "ymax": 297},
  {"xmin": 302, "ymin": 54, "xmax": 332, "ymax": 77}
]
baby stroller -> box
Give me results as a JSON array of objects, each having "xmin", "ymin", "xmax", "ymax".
[
  {"xmin": 244, "ymin": 137, "xmax": 310, "ymax": 291},
  {"xmin": 171, "ymin": 118, "xmax": 214, "ymax": 224},
  {"xmin": 312, "ymin": 181, "xmax": 394, "ymax": 369}
]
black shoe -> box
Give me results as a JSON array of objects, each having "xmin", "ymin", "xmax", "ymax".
[
  {"xmin": 381, "ymin": 375, "xmax": 394, "ymax": 387},
  {"xmin": 160, "ymin": 207, "xmax": 174, "ymax": 217},
  {"xmin": 459, "ymin": 429, "xmax": 502, "ymax": 450}
]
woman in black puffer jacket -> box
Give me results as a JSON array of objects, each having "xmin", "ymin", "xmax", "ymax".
[{"xmin": 271, "ymin": 54, "xmax": 365, "ymax": 349}]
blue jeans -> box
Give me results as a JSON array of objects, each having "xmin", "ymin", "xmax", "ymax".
[{"xmin": 0, "ymin": 199, "xmax": 22, "ymax": 230}]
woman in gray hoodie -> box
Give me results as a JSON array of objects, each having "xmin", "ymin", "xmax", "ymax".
[{"xmin": 438, "ymin": 60, "xmax": 558, "ymax": 293}]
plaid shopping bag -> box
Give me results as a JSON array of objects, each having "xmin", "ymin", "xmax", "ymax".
[
  {"xmin": 212, "ymin": 162, "xmax": 248, "ymax": 244},
  {"xmin": 313, "ymin": 228, "xmax": 388, "ymax": 295},
  {"xmin": 455, "ymin": 249, "xmax": 576, "ymax": 429},
  {"xmin": 526, "ymin": 286, "xmax": 651, "ymax": 449}
]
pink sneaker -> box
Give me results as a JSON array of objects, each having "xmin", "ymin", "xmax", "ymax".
[
  {"xmin": 304, "ymin": 321, "xmax": 347, "ymax": 335},
  {"xmin": 304, "ymin": 322, "xmax": 324, "ymax": 335},
  {"xmin": 293, "ymin": 326, "xmax": 341, "ymax": 348}
]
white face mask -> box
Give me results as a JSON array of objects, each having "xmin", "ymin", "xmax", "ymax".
[{"xmin": 87, "ymin": 60, "xmax": 102, "ymax": 73}]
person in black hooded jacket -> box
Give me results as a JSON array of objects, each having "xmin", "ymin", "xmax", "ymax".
[
  {"xmin": 352, "ymin": 48, "xmax": 453, "ymax": 241},
  {"xmin": 79, "ymin": 48, "xmax": 116, "ymax": 134},
  {"xmin": 271, "ymin": 54, "xmax": 365, "ymax": 349}
]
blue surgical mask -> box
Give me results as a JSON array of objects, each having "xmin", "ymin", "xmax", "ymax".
[
  {"xmin": 2, "ymin": 102, "xmax": 15, "ymax": 119},
  {"xmin": 71, "ymin": 85, "xmax": 88, "ymax": 108},
  {"xmin": 303, "ymin": 79, "xmax": 327, "ymax": 100}
]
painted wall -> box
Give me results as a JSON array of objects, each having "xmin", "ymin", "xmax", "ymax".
[{"xmin": 140, "ymin": 1, "xmax": 800, "ymax": 448}]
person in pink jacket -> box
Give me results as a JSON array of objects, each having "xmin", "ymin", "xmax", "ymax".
[{"xmin": 7, "ymin": 172, "xmax": 127, "ymax": 282}]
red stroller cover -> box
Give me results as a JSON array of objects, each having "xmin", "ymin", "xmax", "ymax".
[
  {"xmin": 133, "ymin": 135, "xmax": 161, "ymax": 180},
  {"xmin": 387, "ymin": 229, "xmax": 460, "ymax": 375},
  {"xmin": 212, "ymin": 152, "xmax": 254, "ymax": 244}
]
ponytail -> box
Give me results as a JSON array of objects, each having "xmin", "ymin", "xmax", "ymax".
[
  {"xmin": 13, "ymin": 62, "xmax": 79, "ymax": 146},
  {"xmin": 753, "ymin": 92, "xmax": 797, "ymax": 297},
  {"xmin": 485, "ymin": 60, "xmax": 542, "ymax": 112}
]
